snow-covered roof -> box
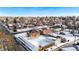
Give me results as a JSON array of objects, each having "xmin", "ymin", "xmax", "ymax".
[
  {"xmin": 28, "ymin": 35, "xmax": 54, "ymax": 47},
  {"xmin": 62, "ymin": 47, "xmax": 77, "ymax": 51},
  {"xmin": 8, "ymin": 24, "xmax": 13, "ymax": 27},
  {"xmin": 15, "ymin": 33, "xmax": 55, "ymax": 48}
]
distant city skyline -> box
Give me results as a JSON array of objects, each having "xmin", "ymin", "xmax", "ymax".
[{"xmin": 0, "ymin": 7, "xmax": 79, "ymax": 16}]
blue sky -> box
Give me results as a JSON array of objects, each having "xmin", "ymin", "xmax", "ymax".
[{"xmin": 0, "ymin": 7, "xmax": 79, "ymax": 16}]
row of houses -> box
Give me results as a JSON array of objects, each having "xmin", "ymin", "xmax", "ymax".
[{"xmin": 0, "ymin": 16, "xmax": 79, "ymax": 51}]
